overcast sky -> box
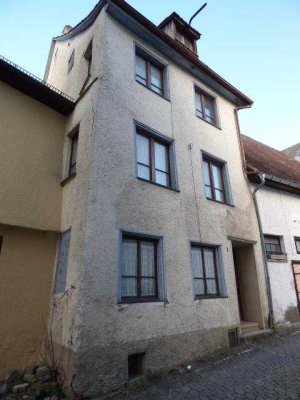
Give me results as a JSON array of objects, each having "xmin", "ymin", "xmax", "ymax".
[{"xmin": 0, "ymin": 0, "xmax": 299, "ymax": 150}]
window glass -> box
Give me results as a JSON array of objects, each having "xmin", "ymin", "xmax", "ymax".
[
  {"xmin": 121, "ymin": 237, "xmax": 158, "ymax": 301},
  {"xmin": 150, "ymin": 65, "xmax": 163, "ymax": 95},
  {"xmin": 204, "ymin": 97, "xmax": 215, "ymax": 123},
  {"xmin": 155, "ymin": 142, "xmax": 169, "ymax": 185},
  {"xmin": 203, "ymin": 248, "xmax": 215, "ymax": 278},
  {"xmin": 195, "ymin": 89, "xmax": 217, "ymax": 126},
  {"xmin": 195, "ymin": 93, "xmax": 203, "ymax": 118},
  {"xmin": 136, "ymin": 55, "xmax": 147, "ymax": 85},
  {"xmin": 203, "ymin": 157, "xmax": 227, "ymax": 204},
  {"xmin": 136, "ymin": 130, "xmax": 171, "ymax": 188},
  {"xmin": 136, "ymin": 134, "xmax": 150, "ymax": 180},
  {"xmin": 191, "ymin": 246, "xmax": 219, "ymax": 297},
  {"xmin": 122, "ymin": 240, "xmax": 138, "ymax": 297}
]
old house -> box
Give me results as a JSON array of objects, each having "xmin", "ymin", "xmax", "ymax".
[
  {"xmin": 42, "ymin": 0, "xmax": 271, "ymax": 396},
  {"xmin": 0, "ymin": 56, "xmax": 74, "ymax": 378},
  {"xmin": 243, "ymin": 135, "xmax": 300, "ymax": 326}
]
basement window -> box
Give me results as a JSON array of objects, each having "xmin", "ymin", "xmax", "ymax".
[
  {"xmin": 228, "ymin": 329, "xmax": 239, "ymax": 348},
  {"xmin": 128, "ymin": 353, "xmax": 145, "ymax": 380}
]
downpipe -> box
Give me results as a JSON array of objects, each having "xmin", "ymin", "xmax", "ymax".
[{"xmin": 252, "ymin": 173, "xmax": 275, "ymax": 329}]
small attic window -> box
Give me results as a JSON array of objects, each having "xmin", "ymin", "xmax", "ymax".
[
  {"xmin": 84, "ymin": 40, "xmax": 93, "ymax": 75},
  {"xmin": 68, "ymin": 49, "xmax": 75, "ymax": 73},
  {"xmin": 175, "ymin": 29, "xmax": 194, "ymax": 51}
]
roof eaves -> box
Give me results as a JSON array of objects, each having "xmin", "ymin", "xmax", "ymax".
[{"xmin": 0, "ymin": 55, "xmax": 75, "ymax": 115}]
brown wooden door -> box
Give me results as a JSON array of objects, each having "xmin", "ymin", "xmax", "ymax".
[{"xmin": 292, "ymin": 263, "xmax": 300, "ymax": 312}]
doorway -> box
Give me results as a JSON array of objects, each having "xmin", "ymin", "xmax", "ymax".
[
  {"xmin": 231, "ymin": 239, "xmax": 264, "ymax": 334},
  {"xmin": 292, "ymin": 262, "xmax": 300, "ymax": 314}
]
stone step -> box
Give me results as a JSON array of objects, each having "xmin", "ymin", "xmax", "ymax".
[
  {"xmin": 240, "ymin": 329, "xmax": 274, "ymax": 343},
  {"xmin": 240, "ymin": 321, "xmax": 260, "ymax": 335}
]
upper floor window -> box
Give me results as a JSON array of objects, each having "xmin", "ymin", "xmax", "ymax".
[
  {"xmin": 68, "ymin": 49, "xmax": 75, "ymax": 74},
  {"xmin": 135, "ymin": 48, "xmax": 165, "ymax": 97},
  {"xmin": 69, "ymin": 131, "xmax": 78, "ymax": 176},
  {"xmin": 264, "ymin": 235, "xmax": 283, "ymax": 256},
  {"xmin": 295, "ymin": 238, "xmax": 300, "ymax": 254},
  {"xmin": 195, "ymin": 88, "xmax": 218, "ymax": 127},
  {"xmin": 84, "ymin": 40, "xmax": 93, "ymax": 76},
  {"xmin": 135, "ymin": 124, "xmax": 178, "ymax": 190},
  {"xmin": 202, "ymin": 153, "xmax": 232, "ymax": 205}
]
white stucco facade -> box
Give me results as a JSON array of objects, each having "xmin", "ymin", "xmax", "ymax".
[
  {"xmin": 45, "ymin": 3, "xmax": 269, "ymax": 396},
  {"xmin": 254, "ymin": 185, "xmax": 300, "ymax": 325}
]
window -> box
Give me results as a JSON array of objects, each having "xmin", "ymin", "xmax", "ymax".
[
  {"xmin": 0, "ymin": 236, "xmax": 3, "ymax": 254},
  {"xmin": 135, "ymin": 124, "xmax": 178, "ymax": 190},
  {"xmin": 121, "ymin": 236, "xmax": 158, "ymax": 302},
  {"xmin": 264, "ymin": 235, "xmax": 283, "ymax": 256},
  {"xmin": 295, "ymin": 238, "xmax": 300, "ymax": 254},
  {"xmin": 54, "ymin": 230, "xmax": 71, "ymax": 294},
  {"xmin": 84, "ymin": 40, "xmax": 93, "ymax": 75},
  {"xmin": 191, "ymin": 245, "xmax": 220, "ymax": 298},
  {"xmin": 68, "ymin": 49, "xmax": 75, "ymax": 73},
  {"xmin": 202, "ymin": 153, "xmax": 232, "ymax": 205},
  {"xmin": 175, "ymin": 29, "xmax": 194, "ymax": 52},
  {"xmin": 68, "ymin": 128, "xmax": 79, "ymax": 177},
  {"xmin": 135, "ymin": 51, "xmax": 164, "ymax": 96},
  {"xmin": 195, "ymin": 89, "xmax": 218, "ymax": 127}
]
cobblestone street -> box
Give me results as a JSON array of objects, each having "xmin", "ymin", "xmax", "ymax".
[{"xmin": 115, "ymin": 332, "xmax": 300, "ymax": 400}]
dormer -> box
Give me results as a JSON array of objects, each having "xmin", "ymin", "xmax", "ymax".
[{"xmin": 158, "ymin": 12, "xmax": 201, "ymax": 56}]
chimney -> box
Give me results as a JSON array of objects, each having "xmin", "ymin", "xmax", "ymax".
[
  {"xmin": 62, "ymin": 25, "xmax": 73, "ymax": 35},
  {"xmin": 158, "ymin": 12, "xmax": 201, "ymax": 56}
]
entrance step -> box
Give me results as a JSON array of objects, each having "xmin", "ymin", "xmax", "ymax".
[
  {"xmin": 240, "ymin": 328, "xmax": 274, "ymax": 343},
  {"xmin": 240, "ymin": 321, "xmax": 260, "ymax": 335}
]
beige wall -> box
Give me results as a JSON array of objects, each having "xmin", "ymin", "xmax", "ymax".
[
  {"xmin": 0, "ymin": 81, "xmax": 65, "ymax": 232},
  {"xmin": 0, "ymin": 224, "xmax": 59, "ymax": 379}
]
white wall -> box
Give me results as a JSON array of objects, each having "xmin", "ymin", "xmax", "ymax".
[{"xmin": 255, "ymin": 185, "xmax": 300, "ymax": 324}]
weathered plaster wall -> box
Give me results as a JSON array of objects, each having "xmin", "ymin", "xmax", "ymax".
[
  {"xmin": 0, "ymin": 224, "xmax": 59, "ymax": 379},
  {"xmin": 254, "ymin": 185, "xmax": 300, "ymax": 324},
  {"xmin": 0, "ymin": 81, "xmax": 65, "ymax": 232}
]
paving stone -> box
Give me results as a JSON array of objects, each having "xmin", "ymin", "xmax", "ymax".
[{"xmin": 113, "ymin": 333, "xmax": 300, "ymax": 400}]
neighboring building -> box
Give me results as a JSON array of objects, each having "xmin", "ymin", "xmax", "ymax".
[
  {"xmin": 283, "ymin": 143, "xmax": 300, "ymax": 162},
  {"xmin": 43, "ymin": 1, "xmax": 270, "ymax": 396},
  {"xmin": 243, "ymin": 135, "xmax": 300, "ymax": 327},
  {"xmin": 0, "ymin": 56, "xmax": 75, "ymax": 378}
]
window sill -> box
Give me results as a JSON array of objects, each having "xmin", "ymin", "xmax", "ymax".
[
  {"xmin": 136, "ymin": 80, "xmax": 170, "ymax": 102},
  {"xmin": 61, "ymin": 172, "xmax": 76, "ymax": 187},
  {"xmin": 119, "ymin": 298, "xmax": 168, "ymax": 304},
  {"xmin": 196, "ymin": 115, "xmax": 221, "ymax": 130},
  {"xmin": 194, "ymin": 295, "xmax": 228, "ymax": 300},
  {"xmin": 206, "ymin": 197, "xmax": 234, "ymax": 207},
  {"xmin": 138, "ymin": 177, "xmax": 180, "ymax": 193}
]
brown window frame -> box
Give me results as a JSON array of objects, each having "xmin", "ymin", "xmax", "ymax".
[
  {"xmin": 135, "ymin": 51, "xmax": 165, "ymax": 97},
  {"xmin": 195, "ymin": 88, "xmax": 218, "ymax": 127},
  {"xmin": 203, "ymin": 156, "xmax": 227, "ymax": 204},
  {"xmin": 121, "ymin": 235, "xmax": 159, "ymax": 303},
  {"xmin": 136, "ymin": 128, "xmax": 171, "ymax": 188},
  {"xmin": 191, "ymin": 244, "xmax": 220, "ymax": 299},
  {"xmin": 294, "ymin": 237, "xmax": 300, "ymax": 254},
  {"xmin": 264, "ymin": 235, "xmax": 283, "ymax": 257}
]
